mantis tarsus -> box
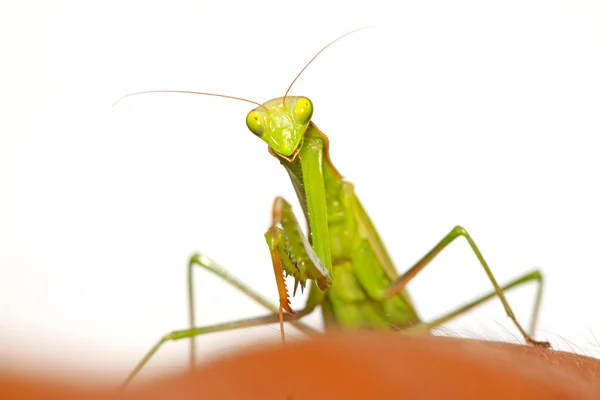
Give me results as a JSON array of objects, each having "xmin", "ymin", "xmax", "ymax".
[{"xmin": 116, "ymin": 28, "xmax": 550, "ymax": 387}]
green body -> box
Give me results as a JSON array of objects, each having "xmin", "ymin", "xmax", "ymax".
[
  {"xmin": 274, "ymin": 121, "xmax": 420, "ymax": 330},
  {"xmin": 120, "ymin": 50, "xmax": 547, "ymax": 388},
  {"xmin": 248, "ymin": 95, "xmax": 421, "ymax": 330}
]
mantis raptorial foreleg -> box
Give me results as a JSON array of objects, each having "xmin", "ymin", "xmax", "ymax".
[
  {"xmin": 385, "ymin": 225, "xmax": 549, "ymax": 347},
  {"xmin": 187, "ymin": 253, "xmax": 319, "ymax": 366},
  {"xmin": 264, "ymin": 196, "xmax": 332, "ymax": 341}
]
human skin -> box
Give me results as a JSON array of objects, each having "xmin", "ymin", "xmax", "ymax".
[{"xmin": 1, "ymin": 332, "xmax": 600, "ymax": 399}]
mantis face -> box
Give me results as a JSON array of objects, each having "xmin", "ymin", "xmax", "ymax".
[{"xmin": 246, "ymin": 96, "xmax": 313, "ymax": 159}]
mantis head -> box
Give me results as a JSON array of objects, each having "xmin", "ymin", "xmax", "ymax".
[
  {"xmin": 245, "ymin": 96, "xmax": 313, "ymax": 160},
  {"xmin": 114, "ymin": 28, "xmax": 372, "ymax": 161}
]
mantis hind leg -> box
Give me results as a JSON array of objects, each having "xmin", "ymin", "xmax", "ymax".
[
  {"xmin": 121, "ymin": 310, "xmax": 309, "ymax": 389},
  {"xmin": 388, "ymin": 226, "xmax": 550, "ymax": 347},
  {"xmin": 123, "ymin": 255, "xmax": 322, "ymax": 389},
  {"xmin": 126, "ymin": 195, "xmax": 331, "ymax": 388},
  {"xmin": 187, "ymin": 253, "xmax": 319, "ymax": 367},
  {"xmin": 403, "ymin": 269, "xmax": 544, "ymax": 338}
]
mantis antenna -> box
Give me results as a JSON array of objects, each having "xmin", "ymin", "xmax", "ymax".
[
  {"xmin": 113, "ymin": 27, "xmax": 378, "ymax": 109},
  {"xmin": 112, "ymin": 90, "xmax": 264, "ymax": 109},
  {"xmin": 282, "ymin": 26, "xmax": 379, "ymax": 104}
]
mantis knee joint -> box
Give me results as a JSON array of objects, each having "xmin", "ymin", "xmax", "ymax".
[
  {"xmin": 189, "ymin": 253, "xmax": 201, "ymax": 266},
  {"xmin": 452, "ymin": 225, "xmax": 468, "ymax": 236}
]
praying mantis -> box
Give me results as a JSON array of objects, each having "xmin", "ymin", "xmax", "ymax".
[{"xmin": 116, "ymin": 28, "xmax": 550, "ymax": 387}]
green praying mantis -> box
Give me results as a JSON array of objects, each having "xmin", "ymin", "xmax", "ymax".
[{"xmin": 116, "ymin": 28, "xmax": 550, "ymax": 387}]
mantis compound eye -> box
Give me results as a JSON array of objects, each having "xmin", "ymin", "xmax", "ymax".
[
  {"xmin": 294, "ymin": 97, "xmax": 313, "ymax": 125},
  {"xmin": 246, "ymin": 110, "xmax": 265, "ymax": 137}
]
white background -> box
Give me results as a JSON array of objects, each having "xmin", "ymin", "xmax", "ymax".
[{"xmin": 1, "ymin": 0, "xmax": 600, "ymax": 385}]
